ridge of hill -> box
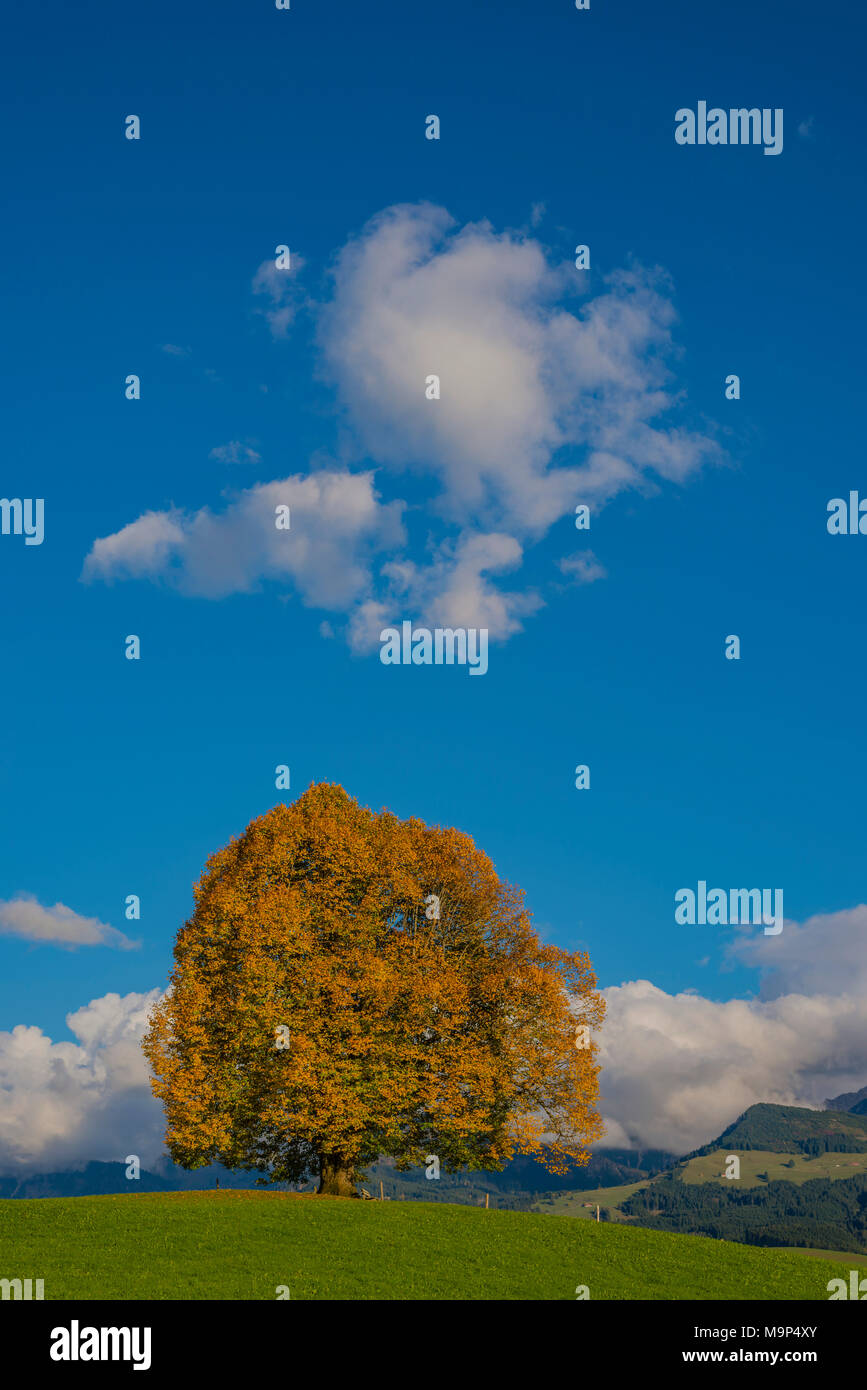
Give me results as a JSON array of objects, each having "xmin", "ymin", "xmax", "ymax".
[
  {"xmin": 690, "ymin": 1103, "xmax": 867, "ymax": 1157},
  {"xmin": 825, "ymin": 1085, "xmax": 867, "ymax": 1113}
]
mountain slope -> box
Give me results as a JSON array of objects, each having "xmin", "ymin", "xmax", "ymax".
[
  {"xmin": 825, "ymin": 1085, "xmax": 867, "ymax": 1113},
  {"xmin": 692, "ymin": 1103, "xmax": 867, "ymax": 1156},
  {"xmin": 534, "ymin": 1104, "xmax": 867, "ymax": 1255}
]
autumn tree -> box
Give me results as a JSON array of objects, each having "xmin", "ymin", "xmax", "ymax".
[{"xmin": 143, "ymin": 783, "xmax": 605, "ymax": 1196}]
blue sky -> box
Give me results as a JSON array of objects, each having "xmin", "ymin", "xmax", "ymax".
[{"xmin": 2, "ymin": 0, "xmax": 866, "ymax": 1165}]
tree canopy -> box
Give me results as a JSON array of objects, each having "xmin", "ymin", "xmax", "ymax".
[{"xmin": 143, "ymin": 783, "xmax": 605, "ymax": 1195}]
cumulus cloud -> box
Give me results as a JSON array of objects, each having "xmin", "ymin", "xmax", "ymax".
[
  {"xmin": 318, "ymin": 203, "xmax": 718, "ymax": 535},
  {"xmin": 0, "ymin": 991, "xmax": 164, "ymax": 1172},
  {"xmin": 597, "ymin": 980, "xmax": 867, "ymax": 1153},
  {"xmin": 84, "ymin": 203, "xmax": 718, "ymax": 647},
  {"xmin": 347, "ymin": 530, "xmax": 542, "ymax": 652},
  {"xmin": 0, "ymin": 895, "xmax": 139, "ymax": 951},
  {"xmin": 598, "ymin": 904, "xmax": 867, "ymax": 1153},
  {"xmin": 82, "ymin": 510, "xmax": 185, "ymax": 584},
  {"xmin": 728, "ymin": 904, "xmax": 867, "ymax": 1000},
  {"xmin": 82, "ymin": 472, "xmax": 405, "ymax": 610}
]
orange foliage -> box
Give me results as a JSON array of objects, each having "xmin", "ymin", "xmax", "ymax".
[{"xmin": 143, "ymin": 783, "xmax": 605, "ymax": 1192}]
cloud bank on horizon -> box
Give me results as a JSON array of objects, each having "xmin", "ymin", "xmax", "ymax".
[
  {"xmin": 2, "ymin": 905, "xmax": 866, "ymax": 1173},
  {"xmin": 81, "ymin": 202, "xmax": 719, "ymax": 651}
]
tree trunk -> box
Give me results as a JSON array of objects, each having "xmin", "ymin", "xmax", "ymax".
[{"xmin": 318, "ymin": 1155, "xmax": 358, "ymax": 1197}]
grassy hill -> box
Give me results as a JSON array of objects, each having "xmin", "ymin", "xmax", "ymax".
[
  {"xmin": 0, "ymin": 1190, "xmax": 861, "ymax": 1300},
  {"xmin": 534, "ymin": 1180, "xmax": 649, "ymax": 1219},
  {"xmin": 681, "ymin": 1149, "xmax": 867, "ymax": 1186}
]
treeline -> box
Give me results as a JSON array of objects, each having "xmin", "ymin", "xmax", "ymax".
[
  {"xmin": 692, "ymin": 1136, "xmax": 867, "ymax": 1158},
  {"xmin": 618, "ymin": 1173, "xmax": 867, "ymax": 1254},
  {"xmin": 475, "ymin": 1147, "xmax": 674, "ymax": 1193},
  {"xmin": 369, "ymin": 1146, "xmax": 675, "ymax": 1202},
  {"xmin": 799, "ymin": 1137, "xmax": 867, "ymax": 1155}
]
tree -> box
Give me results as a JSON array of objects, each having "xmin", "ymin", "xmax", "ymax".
[{"xmin": 143, "ymin": 783, "xmax": 606, "ymax": 1196}]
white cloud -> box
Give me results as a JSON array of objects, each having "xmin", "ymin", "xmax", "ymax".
[
  {"xmin": 209, "ymin": 439, "xmax": 262, "ymax": 465},
  {"xmin": 82, "ymin": 510, "xmax": 185, "ymax": 583},
  {"xmin": 0, "ymin": 895, "xmax": 139, "ymax": 951},
  {"xmin": 4, "ymin": 910, "xmax": 866, "ymax": 1172},
  {"xmin": 253, "ymin": 254, "xmax": 307, "ymax": 338},
  {"xmin": 598, "ymin": 904, "xmax": 867, "ymax": 1153},
  {"xmin": 84, "ymin": 204, "xmax": 718, "ymax": 648},
  {"xmin": 558, "ymin": 550, "xmax": 607, "ymax": 585},
  {"xmin": 348, "ymin": 530, "xmax": 542, "ymax": 651},
  {"xmin": 82, "ymin": 471, "xmax": 405, "ymax": 610},
  {"xmin": 318, "ymin": 203, "xmax": 718, "ymax": 536},
  {"xmin": 0, "ymin": 991, "xmax": 164, "ymax": 1172},
  {"xmin": 727, "ymin": 904, "xmax": 867, "ymax": 1000},
  {"xmin": 599, "ymin": 981, "xmax": 851, "ymax": 1152}
]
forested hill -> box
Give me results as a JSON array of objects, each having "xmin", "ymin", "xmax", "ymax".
[
  {"xmin": 689, "ymin": 1103, "xmax": 867, "ymax": 1157},
  {"xmin": 611, "ymin": 1102, "xmax": 867, "ymax": 1255}
]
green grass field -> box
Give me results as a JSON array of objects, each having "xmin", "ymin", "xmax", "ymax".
[
  {"xmin": 0, "ymin": 1190, "xmax": 861, "ymax": 1300},
  {"xmin": 680, "ymin": 1149, "xmax": 867, "ymax": 1186},
  {"xmin": 532, "ymin": 1180, "xmax": 649, "ymax": 1218}
]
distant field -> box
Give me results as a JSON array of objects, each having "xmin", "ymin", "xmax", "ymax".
[
  {"xmin": 681, "ymin": 1149, "xmax": 867, "ymax": 1187},
  {"xmin": 0, "ymin": 1190, "xmax": 859, "ymax": 1300},
  {"xmin": 531, "ymin": 1146, "xmax": 867, "ymax": 1222},
  {"xmin": 533, "ymin": 1180, "xmax": 649, "ymax": 1219}
]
